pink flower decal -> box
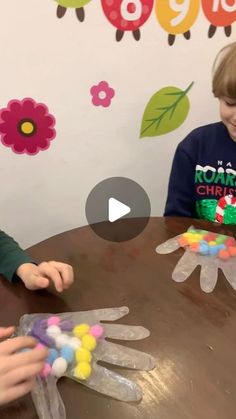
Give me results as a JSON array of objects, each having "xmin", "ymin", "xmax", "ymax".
[
  {"xmin": 0, "ymin": 98, "xmax": 56, "ymax": 155},
  {"xmin": 90, "ymin": 81, "xmax": 115, "ymax": 108}
]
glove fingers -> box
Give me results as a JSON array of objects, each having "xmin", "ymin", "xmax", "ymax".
[
  {"xmin": 104, "ymin": 324, "xmax": 150, "ymax": 340},
  {"xmin": 199, "ymin": 261, "xmax": 218, "ymax": 293},
  {"xmin": 156, "ymin": 237, "xmax": 180, "ymax": 254},
  {"xmin": 91, "ymin": 306, "xmax": 129, "ymax": 321},
  {"xmin": 220, "ymin": 262, "xmax": 236, "ymax": 291},
  {"xmin": 72, "ymin": 364, "xmax": 143, "ymax": 402},
  {"xmin": 172, "ymin": 251, "xmax": 198, "ymax": 282},
  {"xmin": 31, "ymin": 375, "xmax": 66, "ymax": 419},
  {"xmin": 68, "ymin": 306, "xmax": 129, "ymax": 323},
  {"xmin": 95, "ymin": 340, "xmax": 156, "ymax": 371}
]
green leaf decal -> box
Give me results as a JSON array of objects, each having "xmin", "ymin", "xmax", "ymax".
[{"xmin": 140, "ymin": 82, "xmax": 194, "ymax": 138}]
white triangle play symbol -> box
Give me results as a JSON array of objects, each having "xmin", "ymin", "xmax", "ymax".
[{"xmin": 108, "ymin": 197, "xmax": 131, "ymax": 222}]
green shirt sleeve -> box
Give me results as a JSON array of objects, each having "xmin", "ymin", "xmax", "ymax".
[{"xmin": 0, "ymin": 230, "xmax": 35, "ymax": 282}]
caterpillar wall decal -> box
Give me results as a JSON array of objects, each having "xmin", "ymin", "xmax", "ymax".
[{"xmin": 53, "ymin": 0, "xmax": 236, "ymax": 43}]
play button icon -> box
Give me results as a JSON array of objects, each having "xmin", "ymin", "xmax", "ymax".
[
  {"xmin": 85, "ymin": 177, "xmax": 151, "ymax": 242},
  {"xmin": 108, "ymin": 198, "xmax": 131, "ymax": 222}
]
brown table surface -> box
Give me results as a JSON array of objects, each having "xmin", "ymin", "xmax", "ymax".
[{"xmin": 1, "ymin": 216, "xmax": 236, "ymax": 419}]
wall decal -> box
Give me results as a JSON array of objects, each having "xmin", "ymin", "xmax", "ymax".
[
  {"xmin": 201, "ymin": 0, "xmax": 236, "ymax": 38},
  {"xmin": 140, "ymin": 82, "xmax": 194, "ymax": 138},
  {"xmin": 55, "ymin": 0, "xmax": 93, "ymax": 21},
  {"xmin": 155, "ymin": 0, "xmax": 200, "ymax": 46},
  {"xmin": 101, "ymin": 0, "xmax": 154, "ymax": 41},
  {"xmin": 0, "ymin": 98, "xmax": 56, "ymax": 155},
  {"xmin": 90, "ymin": 81, "xmax": 115, "ymax": 107}
]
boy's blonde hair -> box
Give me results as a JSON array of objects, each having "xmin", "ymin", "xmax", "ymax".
[{"xmin": 212, "ymin": 42, "xmax": 236, "ymax": 99}]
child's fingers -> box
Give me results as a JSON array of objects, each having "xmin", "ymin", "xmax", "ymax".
[
  {"xmin": 0, "ymin": 378, "xmax": 35, "ymax": 405},
  {"xmin": 28, "ymin": 276, "xmax": 50, "ymax": 290},
  {"xmin": 37, "ymin": 262, "xmax": 64, "ymax": 292},
  {"xmin": 49, "ymin": 262, "xmax": 74, "ymax": 289},
  {"xmin": 0, "ymin": 347, "xmax": 49, "ymax": 373},
  {"xmin": 0, "ymin": 326, "xmax": 15, "ymax": 340},
  {"xmin": 0, "ymin": 336, "xmax": 37, "ymax": 355},
  {"xmin": 4, "ymin": 362, "xmax": 44, "ymax": 387}
]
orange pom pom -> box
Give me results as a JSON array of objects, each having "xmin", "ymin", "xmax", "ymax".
[
  {"xmin": 178, "ymin": 236, "xmax": 189, "ymax": 247},
  {"xmin": 189, "ymin": 243, "xmax": 199, "ymax": 252},
  {"xmin": 228, "ymin": 246, "xmax": 236, "ymax": 257},
  {"xmin": 218, "ymin": 249, "xmax": 230, "ymax": 260}
]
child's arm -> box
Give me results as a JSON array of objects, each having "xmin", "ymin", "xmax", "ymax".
[
  {"xmin": 0, "ymin": 231, "xmax": 35, "ymax": 281},
  {"xmin": 164, "ymin": 144, "xmax": 196, "ymax": 218},
  {"xmin": 0, "ymin": 231, "xmax": 74, "ymax": 292},
  {"xmin": 0, "ymin": 326, "xmax": 48, "ymax": 405}
]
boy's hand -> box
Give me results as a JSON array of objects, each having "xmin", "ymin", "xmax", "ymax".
[
  {"xmin": 0, "ymin": 327, "xmax": 48, "ymax": 405},
  {"xmin": 16, "ymin": 261, "xmax": 74, "ymax": 292}
]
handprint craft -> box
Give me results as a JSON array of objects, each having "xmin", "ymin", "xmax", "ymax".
[
  {"xmin": 18, "ymin": 307, "xmax": 155, "ymax": 419},
  {"xmin": 156, "ymin": 226, "xmax": 236, "ymax": 293}
]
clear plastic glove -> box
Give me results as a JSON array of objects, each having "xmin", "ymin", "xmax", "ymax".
[
  {"xmin": 17, "ymin": 307, "xmax": 155, "ymax": 419},
  {"xmin": 156, "ymin": 226, "xmax": 236, "ymax": 293}
]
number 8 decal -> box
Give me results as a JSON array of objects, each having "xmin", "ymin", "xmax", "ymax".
[
  {"xmin": 121, "ymin": 0, "xmax": 142, "ymax": 21},
  {"xmin": 101, "ymin": 0, "xmax": 154, "ymax": 42}
]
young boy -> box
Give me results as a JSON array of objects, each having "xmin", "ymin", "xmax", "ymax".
[
  {"xmin": 0, "ymin": 230, "xmax": 74, "ymax": 405},
  {"xmin": 164, "ymin": 42, "xmax": 236, "ymax": 224}
]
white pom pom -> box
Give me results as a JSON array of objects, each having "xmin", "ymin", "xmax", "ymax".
[
  {"xmin": 67, "ymin": 337, "xmax": 82, "ymax": 350},
  {"xmin": 46, "ymin": 325, "xmax": 61, "ymax": 338},
  {"xmin": 51, "ymin": 357, "xmax": 68, "ymax": 378},
  {"xmin": 55, "ymin": 333, "xmax": 70, "ymax": 348}
]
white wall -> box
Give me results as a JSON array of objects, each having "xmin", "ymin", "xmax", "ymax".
[{"xmin": 0, "ymin": 0, "xmax": 234, "ymax": 247}]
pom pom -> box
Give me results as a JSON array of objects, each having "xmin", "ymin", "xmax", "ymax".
[
  {"xmin": 47, "ymin": 316, "xmax": 60, "ymax": 327},
  {"xmin": 60, "ymin": 345, "xmax": 74, "ymax": 363},
  {"xmin": 35, "ymin": 342, "xmax": 46, "ymax": 350},
  {"xmin": 73, "ymin": 362, "xmax": 92, "ymax": 380},
  {"xmin": 60, "ymin": 320, "xmax": 74, "ymax": 332},
  {"xmin": 40, "ymin": 363, "xmax": 51, "ymax": 378},
  {"xmin": 46, "ymin": 325, "xmax": 61, "ymax": 338},
  {"xmin": 51, "ymin": 357, "xmax": 68, "ymax": 378},
  {"xmin": 218, "ymin": 249, "xmax": 230, "ymax": 260},
  {"xmin": 199, "ymin": 243, "xmax": 209, "ymax": 255},
  {"xmin": 228, "ymin": 246, "xmax": 236, "ymax": 256},
  {"xmin": 90, "ymin": 325, "xmax": 104, "ymax": 339},
  {"xmin": 73, "ymin": 324, "xmax": 90, "ymax": 338},
  {"xmin": 75, "ymin": 347, "xmax": 92, "ymax": 363},
  {"xmin": 189, "ymin": 243, "xmax": 199, "ymax": 253},
  {"xmin": 55, "ymin": 334, "xmax": 70, "ymax": 349},
  {"xmin": 82, "ymin": 334, "xmax": 97, "ymax": 351},
  {"xmin": 39, "ymin": 334, "xmax": 54, "ymax": 347},
  {"xmin": 67, "ymin": 337, "xmax": 82, "ymax": 350},
  {"xmin": 47, "ymin": 348, "xmax": 59, "ymax": 365}
]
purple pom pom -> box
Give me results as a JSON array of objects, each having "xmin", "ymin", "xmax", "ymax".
[
  {"xmin": 39, "ymin": 333, "xmax": 54, "ymax": 347},
  {"xmin": 60, "ymin": 320, "xmax": 74, "ymax": 332}
]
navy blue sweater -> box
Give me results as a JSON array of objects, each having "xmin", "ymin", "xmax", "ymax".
[{"xmin": 164, "ymin": 122, "xmax": 236, "ymax": 224}]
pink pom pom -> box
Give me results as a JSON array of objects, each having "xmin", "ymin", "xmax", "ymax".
[
  {"xmin": 35, "ymin": 343, "xmax": 46, "ymax": 350},
  {"xmin": 47, "ymin": 316, "xmax": 60, "ymax": 327},
  {"xmin": 90, "ymin": 324, "xmax": 104, "ymax": 339},
  {"xmin": 39, "ymin": 363, "xmax": 51, "ymax": 378}
]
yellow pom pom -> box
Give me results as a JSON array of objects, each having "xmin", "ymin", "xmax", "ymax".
[
  {"xmin": 209, "ymin": 241, "xmax": 216, "ymax": 246},
  {"xmin": 183, "ymin": 232, "xmax": 192, "ymax": 239},
  {"xmin": 82, "ymin": 334, "xmax": 97, "ymax": 351},
  {"xmin": 73, "ymin": 323, "xmax": 90, "ymax": 338},
  {"xmin": 193, "ymin": 234, "xmax": 203, "ymax": 241},
  {"xmin": 74, "ymin": 362, "xmax": 92, "ymax": 380},
  {"xmin": 75, "ymin": 347, "xmax": 92, "ymax": 363}
]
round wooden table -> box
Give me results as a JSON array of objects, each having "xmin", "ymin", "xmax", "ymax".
[{"xmin": 1, "ymin": 217, "xmax": 236, "ymax": 419}]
